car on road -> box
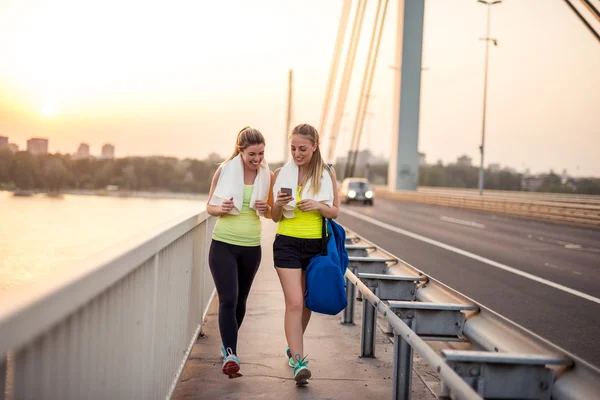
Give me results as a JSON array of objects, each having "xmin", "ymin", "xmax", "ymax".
[{"xmin": 339, "ymin": 178, "xmax": 374, "ymax": 205}]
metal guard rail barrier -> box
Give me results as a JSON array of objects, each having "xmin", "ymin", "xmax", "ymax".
[
  {"xmin": 343, "ymin": 229, "xmax": 600, "ymax": 399},
  {"xmin": 345, "ymin": 269, "xmax": 481, "ymax": 400},
  {"xmin": 416, "ymin": 187, "xmax": 600, "ymax": 206},
  {"xmin": 373, "ymin": 188, "xmax": 600, "ymax": 228},
  {"xmin": 0, "ymin": 210, "xmax": 216, "ymax": 400}
]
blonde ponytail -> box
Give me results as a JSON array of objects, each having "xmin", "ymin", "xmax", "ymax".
[
  {"xmin": 222, "ymin": 126, "xmax": 265, "ymax": 165},
  {"xmin": 290, "ymin": 124, "xmax": 329, "ymax": 195}
]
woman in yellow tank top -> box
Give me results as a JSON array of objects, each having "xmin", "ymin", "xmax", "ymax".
[
  {"xmin": 271, "ymin": 124, "xmax": 339, "ymax": 385},
  {"xmin": 206, "ymin": 127, "xmax": 273, "ymax": 377}
]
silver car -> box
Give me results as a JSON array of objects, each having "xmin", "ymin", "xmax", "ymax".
[{"xmin": 340, "ymin": 178, "xmax": 374, "ymax": 206}]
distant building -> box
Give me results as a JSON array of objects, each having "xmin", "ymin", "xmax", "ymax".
[
  {"xmin": 561, "ymin": 169, "xmax": 569, "ymax": 185},
  {"xmin": 488, "ymin": 163, "xmax": 501, "ymax": 173},
  {"xmin": 74, "ymin": 143, "xmax": 91, "ymax": 159},
  {"xmin": 564, "ymin": 178, "xmax": 578, "ymax": 191},
  {"xmin": 418, "ymin": 152, "xmax": 426, "ymax": 166},
  {"xmin": 335, "ymin": 149, "xmax": 387, "ymax": 166},
  {"xmin": 0, "ymin": 136, "xmax": 19, "ymax": 153},
  {"xmin": 456, "ymin": 155, "xmax": 472, "ymax": 167},
  {"xmin": 521, "ymin": 175, "xmax": 545, "ymax": 191},
  {"xmin": 101, "ymin": 143, "xmax": 115, "ymax": 159},
  {"xmin": 27, "ymin": 138, "xmax": 48, "ymax": 155}
]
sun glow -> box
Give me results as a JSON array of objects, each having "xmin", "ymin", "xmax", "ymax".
[{"xmin": 41, "ymin": 104, "xmax": 55, "ymax": 116}]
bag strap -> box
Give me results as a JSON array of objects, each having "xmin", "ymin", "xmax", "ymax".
[
  {"xmin": 320, "ymin": 216, "xmax": 327, "ymax": 256},
  {"xmin": 320, "ymin": 164, "xmax": 333, "ymax": 256}
]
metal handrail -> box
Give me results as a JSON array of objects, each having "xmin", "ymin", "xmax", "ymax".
[{"xmin": 346, "ymin": 269, "xmax": 482, "ymax": 400}]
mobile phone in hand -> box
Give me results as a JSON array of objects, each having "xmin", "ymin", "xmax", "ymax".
[{"xmin": 281, "ymin": 187, "xmax": 293, "ymax": 196}]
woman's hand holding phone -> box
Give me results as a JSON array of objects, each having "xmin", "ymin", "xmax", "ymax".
[{"xmin": 275, "ymin": 188, "xmax": 293, "ymax": 206}]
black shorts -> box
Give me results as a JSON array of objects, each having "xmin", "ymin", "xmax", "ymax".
[{"xmin": 273, "ymin": 234, "xmax": 327, "ymax": 270}]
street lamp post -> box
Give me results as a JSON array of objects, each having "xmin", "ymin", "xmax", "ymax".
[{"xmin": 477, "ymin": 0, "xmax": 501, "ymax": 196}]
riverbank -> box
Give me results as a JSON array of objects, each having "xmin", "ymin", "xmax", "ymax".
[{"xmin": 1, "ymin": 189, "xmax": 208, "ymax": 201}]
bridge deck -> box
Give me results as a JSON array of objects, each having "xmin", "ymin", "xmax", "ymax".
[{"xmin": 172, "ymin": 221, "xmax": 436, "ymax": 399}]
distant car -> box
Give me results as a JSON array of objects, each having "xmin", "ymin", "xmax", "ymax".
[{"xmin": 340, "ymin": 178, "xmax": 374, "ymax": 205}]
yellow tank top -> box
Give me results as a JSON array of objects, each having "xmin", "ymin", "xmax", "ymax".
[
  {"xmin": 212, "ymin": 185, "xmax": 261, "ymax": 246},
  {"xmin": 277, "ymin": 186, "xmax": 323, "ymax": 239}
]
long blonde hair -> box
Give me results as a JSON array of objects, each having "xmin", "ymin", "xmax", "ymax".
[
  {"xmin": 223, "ymin": 126, "xmax": 265, "ymax": 164},
  {"xmin": 290, "ymin": 123, "xmax": 329, "ymax": 195}
]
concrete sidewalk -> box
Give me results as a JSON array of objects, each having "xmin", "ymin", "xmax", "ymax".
[{"xmin": 172, "ymin": 221, "xmax": 438, "ymax": 399}]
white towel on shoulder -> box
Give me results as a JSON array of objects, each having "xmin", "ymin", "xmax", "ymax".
[
  {"xmin": 273, "ymin": 160, "xmax": 334, "ymax": 219},
  {"xmin": 209, "ymin": 154, "xmax": 271, "ymax": 216}
]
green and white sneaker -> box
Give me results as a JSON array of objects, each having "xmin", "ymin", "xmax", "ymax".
[
  {"xmin": 221, "ymin": 345, "xmax": 227, "ymax": 360},
  {"xmin": 222, "ymin": 348, "xmax": 240, "ymax": 376},
  {"xmin": 286, "ymin": 347, "xmax": 294, "ymax": 368},
  {"xmin": 293, "ymin": 355, "xmax": 311, "ymax": 386}
]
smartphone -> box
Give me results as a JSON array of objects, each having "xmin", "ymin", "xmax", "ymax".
[{"xmin": 281, "ymin": 187, "xmax": 293, "ymax": 196}]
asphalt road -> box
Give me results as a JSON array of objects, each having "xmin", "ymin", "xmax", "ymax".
[{"xmin": 338, "ymin": 197, "xmax": 600, "ymax": 366}]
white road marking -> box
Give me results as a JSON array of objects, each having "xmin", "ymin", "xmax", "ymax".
[
  {"xmin": 529, "ymin": 235, "xmax": 586, "ymax": 250},
  {"xmin": 544, "ymin": 263, "xmax": 584, "ymax": 277},
  {"xmin": 340, "ymin": 207, "xmax": 600, "ymax": 306},
  {"xmin": 522, "ymin": 247, "xmax": 552, "ymax": 251},
  {"xmin": 440, "ymin": 216, "xmax": 485, "ymax": 229}
]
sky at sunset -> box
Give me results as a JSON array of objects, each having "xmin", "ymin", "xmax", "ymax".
[{"xmin": 1, "ymin": 0, "xmax": 599, "ymax": 176}]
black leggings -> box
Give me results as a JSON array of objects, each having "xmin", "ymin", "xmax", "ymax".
[{"xmin": 208, "ymin": 240, "xmax": 261, "ymax": 355}]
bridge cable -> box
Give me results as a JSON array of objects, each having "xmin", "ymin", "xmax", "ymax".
[
  {"xmin": 326, "ymin": 0, "xmax": 368, "ymax": 164},
  {"xmin": 319, "ymin": 0, "xmax": 353, "ymax": 139},
  {"xmin": 344, "ymin": 0, "xmax": 383, "ymax": 179},
  {"xmin": 580, "ymin": 0, "xmax": 600, "ymax": 23},
  {"xmin": 563, "ymin": 0, "xmax": 600, "ymax": 42},
  {"xmin": 347, "ymin": 0, "xmax": 389, "ymax": 178}
]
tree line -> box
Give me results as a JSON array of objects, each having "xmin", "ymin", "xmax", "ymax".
[
  {"xmin": 1, "ymin": 149, "xmax": 599, "ymax": 195},
  {"xmin": 338, "ymin": 161, "xmax": 600, "ymax": 195},
  {"xmin": 0, "ymin": 150, "xmax": 224, "ymax": 194}
]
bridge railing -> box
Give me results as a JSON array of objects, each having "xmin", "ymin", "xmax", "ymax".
[
  {"xmin": 372, "ymin": 186, "xmax": 600, "ymax": 228},
  {"xmin": 0, "ymin": 210, "xmax": 215, "ymax": 400},
  {"xmin": 416, "ymin": 186, "xmax": 600, "ymax": 205},
  {"xmin": 344, "ymin": 230, "xmax": 600, "ymax": 399}
]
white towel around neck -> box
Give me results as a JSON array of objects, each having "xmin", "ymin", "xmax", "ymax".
[
  {"xmin": 273, "ymin": 160, "xmax": 334, "ymax": 219},
  {"xmin": 209, "ymin": 154, "xmax": 271, "ymax": 216}
]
